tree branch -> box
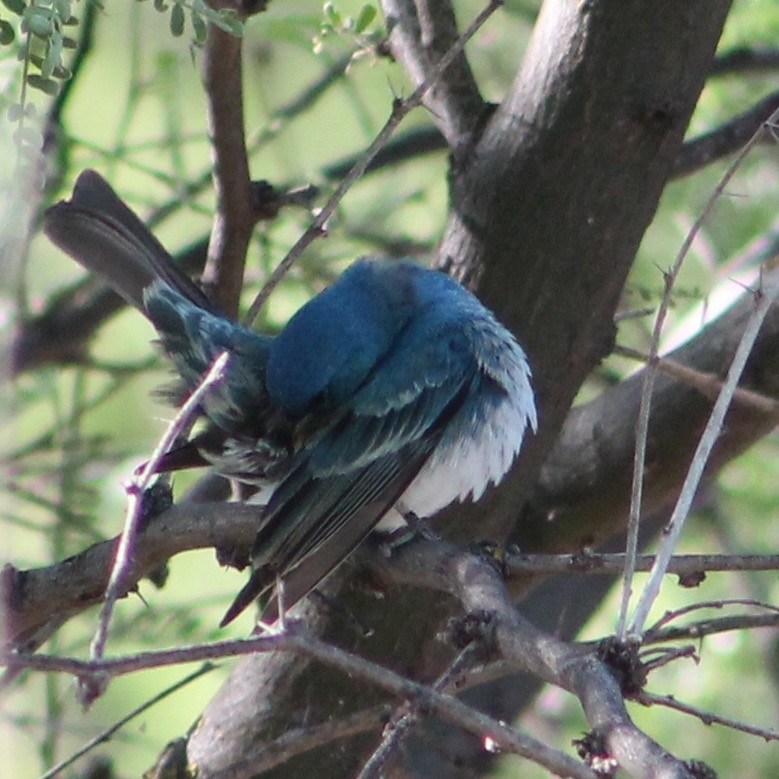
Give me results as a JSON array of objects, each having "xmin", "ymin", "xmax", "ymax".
[
  {"xmin": 6, "ymin": 542, "xmax": 705, "ymax": 778},
  {"xmin": 438, "ymin": 0, "xmax": 733, "ymax": 546},
  {"xmin": 1, "ymin": 502, "xmax": 264, "ymax": 653},
  {"xmin": 8, "ymin": 259, "xmax": 779, "ymax": 653},
  {"xmin": 199, "ymin": 13, "xmax": 257, "ymax": 315},
  {"xmin": 504, "ymin": 551, "xmax": 779, "ymax": 577},
  {"xmin": 711, "ymin": 46, "xmax": 779, "ymax": 76},
  {"xmin": 526, "ymin": 263, "xmax": 779, "ymax": 555},
  {"xmin": 380, "ymin": 0, "xmax": 486, "ymax": 148},
  {"xmin": 670, "ymin": 90, "xmax": 779, "ymax": 178},
  {"xmin": 637, "ymin": 691, "xmax": 779, "ymax": 741},
  {"xmin": 241, "ymin": 0, "xmax": 502, "ymax": 325}
]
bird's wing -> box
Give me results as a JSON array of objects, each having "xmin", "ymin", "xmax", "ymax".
[
  {"xmin": 144, "ymin": 284, "xmax": 276, "ymax": 436},
  {"xmin": 220, "ymin": 322, "xmax": 479, "ymax": 626}
]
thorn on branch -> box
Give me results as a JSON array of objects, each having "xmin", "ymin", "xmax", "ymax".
[
  {"xmin": 573, "ymin": 731, "xmax": 619, "ymax": 778},
  {"xmin": 447, "ymin": 609, "xmax": 496, "ymax": 654},
  {"xmin": 683, "ymin": 759, "xmax": 718, "ymax": 779},
  {"xmin": 677, "ymin": 569, "xmax": 706, "ymax": 588},
  {"xmin": 596, "ymin": 637, "xmax": 646, "ymax": 697}
]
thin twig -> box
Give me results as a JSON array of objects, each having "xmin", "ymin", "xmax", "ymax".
[
  {"xmin": 38, "ymin": 663, "xmax": 216, "ymax": 779},
  {"xmin": 382, "ymin": 0, "xmax": 485, "ymax": 145},
  {"xmin": 241, "ymin": 0, "xmax": 503, "ymax": 326},
  {"xmin": 642, "ymin": 612, "xmax": 779, "ymax": 643},
  {"xmin": 616, "ymin": 108, "xmax": 779, "ymax": 640},
  {"xmin": 637, "ymin": 690, "xmax": 779, "ymax": 741},
  {"xmin": 505, "ymin": 551, "xmax": 779, "ymax": 577},
  {"xmin": 627, "ymin": 266, "xmax": 779, "ymax": 635},
  {"xmin": 89, "ymin": 352, "xmax": 230, "ymax": 662},
  {"xmin": 228, "ymin": 705, "xmax": 395, "ymax": 776},
  {"xmin": 644, "ymin": 598, "xmax": 779, "ymax": 636},
  {"xmin": 5, "ymin": 632, "xmax": 595, "ymax": 779},
  {"xmin": 358, "ymin": 646, "xmax": 478, "ymax": 779},
  {"xmin": 671, "ymin": 90, "xmax": 779, "ymax": 178},
  {"xmin": 640, "ymin": 644, "xmax": 698, "ymax": 674},
  {"xmin": 613, "ymin": 344, "xmax": 779, "ymax": 417}
]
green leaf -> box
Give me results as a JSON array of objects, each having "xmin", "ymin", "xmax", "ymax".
[
  {"xmin": 354, "ymin": 4, "xmax": 375, "ymax": 33},
  {"xmin": 53, "ymin": 0, "xmax": 70, "ymax": 21},
  {"xmin": 22, "ymin": 7, "xmax": 54, "ymax": 37},
  {"xmin": 41, "ymin": 29, "xmax": 62, "ymax": 78},
  {"xmin": 212, "ymin": 10, "xmax": 243, "ymax": 37},
  {"xmin": 1, "ymin": 0, "xmax": 25, "ymax": 17},
  {"xmin": 323, "ymin": 1, "xmax": 341, "ymax": 26},
  {"xmin": 170, "ymin": 3, "xmax": 184, "ymax": 36},
  {"xmin": 191, "ymin": 9, "xmax": 206, "ymax": 45},
  {"xmin": 0, "ymin": 19, "xmax": 14, "ymax": 44},
  {"xmin": 154, "ymin": 0, "xmax": 168, "ymax": 11},
  {"xmin": 26, "ymin": 72, "xmax": 60, "ymax": 95}
]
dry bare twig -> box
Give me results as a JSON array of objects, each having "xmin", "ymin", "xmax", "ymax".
[
  {"xmin": 88, "ymin": 352, "xmax": 231, "ymax": 666},
  {"xmin": 637, "ymin": 690, "xmax": 779, "ymax": 741},
  {"xmin": 4, "ymin": 629, "xmax": 595, "ymax": 779},
  {"xmin": 242, "ymin": 0, "xmax": 504, "ymax": 325},
  {"xmin": 617, "ymin": 107, "xmax": 779, "ymax": 639}
]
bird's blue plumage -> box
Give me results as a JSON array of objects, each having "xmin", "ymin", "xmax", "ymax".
[
  {"xmin": 44, "ymin": 170, "xmax": 537, "ymax": 628},
  {"xmin": 265, "ymin": 259, "xmax": 418, "ymax": 419},
  {"xmin": 144, "ymin": 284, "xmax": 273, "ymax": 432}
]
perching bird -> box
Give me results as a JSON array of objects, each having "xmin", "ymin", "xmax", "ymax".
[{"xmin": 44, "ymin": 170, "xmax": 537, "ymax": 627}]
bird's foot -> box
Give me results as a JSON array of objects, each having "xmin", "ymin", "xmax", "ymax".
[
  {"xmin": 398, "ymin": 502, "xmax": 442, "ymax": 541},
  {"xmin": 377, "ymin": 510, "xmax": 441, "ymax": 557}
]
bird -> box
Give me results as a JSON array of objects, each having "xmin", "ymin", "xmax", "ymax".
[{"xmin": 44, "ymin": 169, "xmax": 537, "ymax": 628}]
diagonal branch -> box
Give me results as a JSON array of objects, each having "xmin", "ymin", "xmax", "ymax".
[
  {"xmin": 7, "ymin": 541, "xmax": 702, "ymax": 778},
  {"xmin": 670, "ymin": 90, "xmax": 779, "ymax": 178},
  {"xmin": 242, "ymin": 0, "xmax": 502, "ymax": 325},
  {"xmin": 6, "ymin": 260, "xmax": 779, "ymax": 655},
  {"xmin": 380, "ymin": 0, "xmax": 487, "ymax": 148}
]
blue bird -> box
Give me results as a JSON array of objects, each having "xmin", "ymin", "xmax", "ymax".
[{"xmin": 44, "ymin": 170, "xmax": 537, "ymax": 627}]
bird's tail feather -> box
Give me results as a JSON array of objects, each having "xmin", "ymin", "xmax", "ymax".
[{"xmin": 44, "ymin": 169, "xmax": 215, "ymax": 314}]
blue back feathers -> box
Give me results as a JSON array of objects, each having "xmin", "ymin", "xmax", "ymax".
[{"xmin": 266, "ymin": 259, "xmax": 418, "ymax": 419}]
